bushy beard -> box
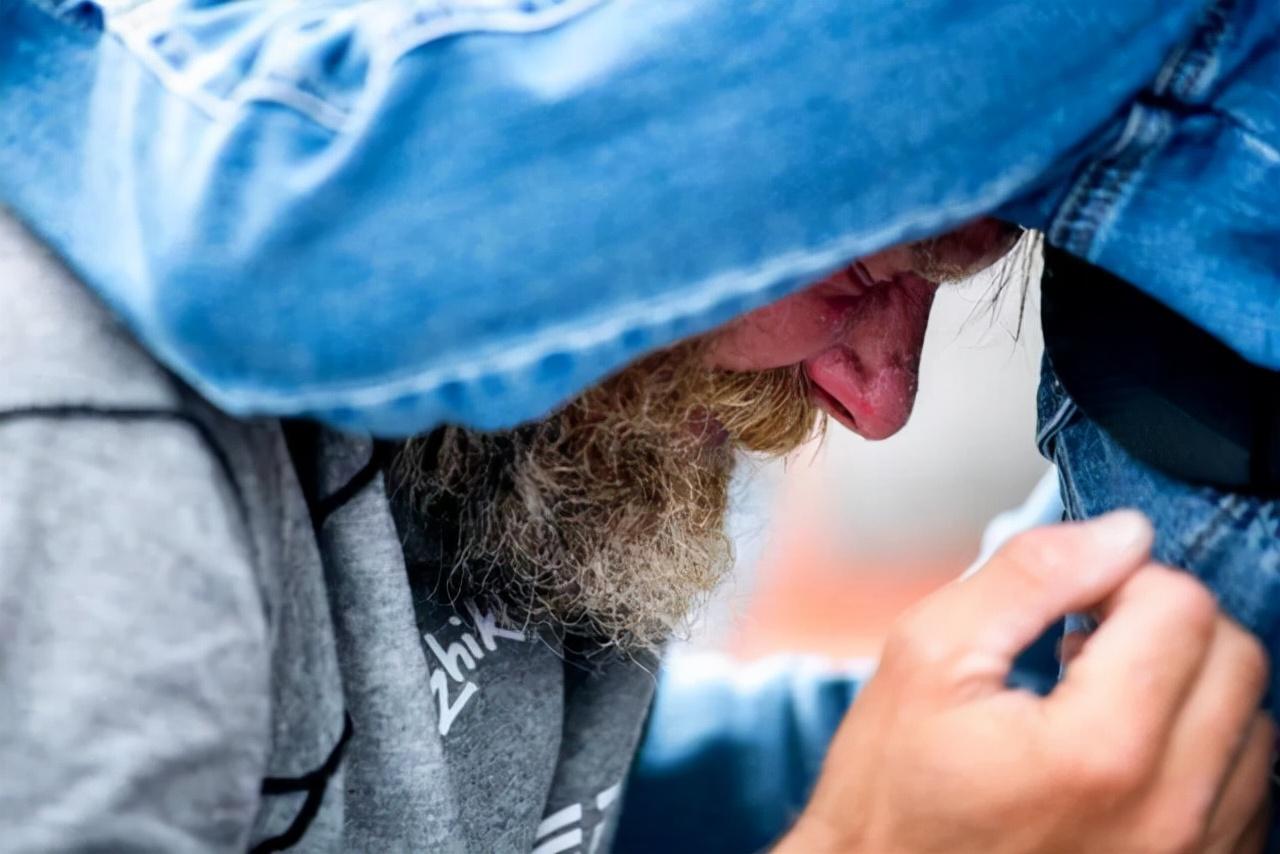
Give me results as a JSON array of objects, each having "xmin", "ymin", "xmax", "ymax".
[{"xmin": 393, "ymin": 339, "xmax": 822, "ymax": 657}]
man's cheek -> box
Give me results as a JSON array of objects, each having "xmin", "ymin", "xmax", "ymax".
[{"xmin": 703, "ymin": 287, "xmax": 854, "ymax": 372}]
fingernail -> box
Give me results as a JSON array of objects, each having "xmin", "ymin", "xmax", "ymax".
[{"xmin": 1084, "ymin": 509, "xmax": 1153, "ymax": 552}]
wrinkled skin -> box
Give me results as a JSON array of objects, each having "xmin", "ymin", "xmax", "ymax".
[{"xmin": 707, "ymin": 217, "xmax": 1020, "ymax": 438}]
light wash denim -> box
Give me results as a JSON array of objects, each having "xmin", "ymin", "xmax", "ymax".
[{"xmin": 2, "ymin": 0, "xmax": 1275, "ymax": 435}]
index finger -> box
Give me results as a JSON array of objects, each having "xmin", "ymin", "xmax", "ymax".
[
  {"xmin": 1049, "ymin": 565, "xmax": 1221, "ymax": 754},
  {"xmin": 893, "ymin": 511, "xmax": 1154, "ymax": 697}
]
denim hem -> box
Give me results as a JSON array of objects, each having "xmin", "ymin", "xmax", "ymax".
[{"xmin": 55, "ymin": 0, "xmax": 608, "ymax": 131}]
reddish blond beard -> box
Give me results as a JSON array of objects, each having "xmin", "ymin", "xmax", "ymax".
[{"xmin": 394, "ymin": 339, "xmax": 822, "ymax": 656}]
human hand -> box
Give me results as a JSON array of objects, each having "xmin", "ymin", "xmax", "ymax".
[{"xmin": 779, "ymin": 512, "xmax": 1273, "ymax": 853}]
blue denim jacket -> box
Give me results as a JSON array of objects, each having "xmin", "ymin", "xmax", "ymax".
[{"xmin": 2, "ymin": 0, "xmax": 1275, "ymax": 435}]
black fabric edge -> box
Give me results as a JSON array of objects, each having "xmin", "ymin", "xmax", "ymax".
[
  {"xmin": 252, "ymin": 713, "xmax": 354, "ymax": 853},
  {"xmin": 313, "ymin": 449, "xmax": 385, "ymax": 527}
]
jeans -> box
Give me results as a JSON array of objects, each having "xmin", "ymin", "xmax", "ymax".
[
  {"xmin": 1039, "ymin": 358, "xmax": 1280, "ymax": 668},
  {"xmin": 1037, "ymin": 356, "xmax": 1280, "ymax": 846}
]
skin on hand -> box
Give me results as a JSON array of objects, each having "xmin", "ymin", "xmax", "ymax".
[{"xmin": 777, "ymin": 511, "xmax": 1273, "ymax": 854}]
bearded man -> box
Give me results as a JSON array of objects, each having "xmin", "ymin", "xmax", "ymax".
[
  {"xmin": 392, "ymin": 224, "xmax": 1002, "ymax": 656},
  {"xmin": 2, "ymin": 207, "xmax": 1270, "ymax": 853},
  {"xmin": 3, "ymin": 0, "xmax": 1277, "ymax": 851}
]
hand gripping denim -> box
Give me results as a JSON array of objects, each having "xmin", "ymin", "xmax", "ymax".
[
  {"xmin": 6, "ymin": 0, "xmax": 1275, "ymax": 435},
  {"xmin": 1038, "ymin": 357, "xmax": 1280, "ymax": 848},
  {"xmin": 1039, "ymin": 362, "xmax": 1280, "ymax": 651}
]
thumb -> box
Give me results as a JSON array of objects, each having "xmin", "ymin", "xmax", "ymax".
[{"xmin": 900, "ymin": 511, "xmax": 1154, "ymax": 694}]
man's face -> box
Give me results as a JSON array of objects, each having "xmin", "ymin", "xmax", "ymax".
[
  {"xmin": 706, "ymin": 217, "xmax": 1022, "ymax": 439},
  {"xmin": 397, "ymin": 219, "xmax": 1022, "ymax": 655}
]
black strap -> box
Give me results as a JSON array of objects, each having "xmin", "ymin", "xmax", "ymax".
[
  {"xmin": 282, "ymin": 421, "xmax": 391, "ymax": 530},
  {"xmin": 251, "ymin": 714, "xmax": 354, "ymax": 853},
  {"xmin": 1041, "ymin": 245, "xmax": 1280, "ymax": 494},
  {"xmin": 313, "ymin": 450, "xmax": 386, "ymax": 527}
]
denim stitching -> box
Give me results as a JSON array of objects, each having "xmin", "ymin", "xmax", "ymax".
[
  {"xmin": 101, "ymin": 0, "xmax": 607, "ymax": 131},
  {"xmin": 1048, "ymin": 105, "xmax": 1174, "ymax": 259},
  {"xmin": 1178, "ymin": 493, "xmax": 1250, "ymax": 568},
  {"xmin": 1051, "ymin": 439, "xmax": 1084, "ymax": 523},
  {"xmin": 1038, "ymin": 374, "xmax": 1085, "ymax": 523},
  {"xmin": 1047, "ymin": 0, "xmax": 1234, "ymax": 258},
  {"xmin": 1035, "ymin": 395, "xmax": 1078, "ymax": 458},
  {"xmin": 1154, "ymin": 0, "xmax": 1238, "ymax": 101}
]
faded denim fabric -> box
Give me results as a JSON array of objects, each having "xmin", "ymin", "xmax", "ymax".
[
  {"xmin": 7, "ymin": 0, "xmax": 1275, "ymax": 435},
  {"xmin": 1005, "ymin": 0, "xmax": 1280, "ymax": 377}
]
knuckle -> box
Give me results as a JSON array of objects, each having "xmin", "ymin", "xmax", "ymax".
[
  {"xmin": 994, "ymin": 530, "xmax": 1065, "ymax": 592},
  {"xmin": 878, "ymin": 626, "xmax": 914, "ymax": 670},
  {"xmin": 878, "ymin": 619, "xmax": 919, "ymax": 670},
  {"xmin": 1149, "ymin": 568, "xmax": 1217, "ymax": 633},
  {"xmin": 883, "ymin": 621, "xmax": 953, "ymax": 672},
  {"xmin": 1065, "ymin": 737, "xmax": 1151, "ymax": 797},
  {"xmin": 1230, "ymin": 627, "xmax": 1270, "ymax": 692}
]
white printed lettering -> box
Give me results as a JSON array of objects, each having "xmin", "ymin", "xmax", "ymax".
[
  {"xmin": 466, "ymin": 600, "xmax": 528, "ymax": 650},
  {"xmin": 423, "ymin": 631, "xmax": 477, "ymax": 682},
  {"xmin": 429, "ymin": 668, "xmax": 478, "ymax": 737}
]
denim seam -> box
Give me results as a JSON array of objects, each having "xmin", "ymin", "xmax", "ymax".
[
  {"xmin": 1035, "ymin": 374, "xmax": 1080, "ymax": 458},
  {"xmin": 159, "ymin": 162, "xmax": 1049, "ymax": 415},
  {"xmin": 1180, "ymin": 493, "xmax": 1256, "ymax": 568},
  {"xmin": 1047, "ymin": 105, "xmax": 1174, "ymax": 261},
  {"xmin": 1051, "ymin": 439, "xmax": 1084, "ymax": 523},
  {"xmin": 1035, "ymin": 403, "xmax": 1075, "ymax": 456},
  {"xmin": 1047, "ymin": 0, "xmax": 1235, "ymax": 260},
  {"xmin": 1040, "ymin": 395, "xmax": 1084, "ymax": 522},
  {"xmin": 1153, "ymin": 0, "xmax": 1238, "ymax": 101},
  {"xmin": 102, "ymin": 0, "xmax": 607, "ymax": 131}
]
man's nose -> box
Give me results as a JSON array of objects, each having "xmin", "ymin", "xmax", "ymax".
[{"xmin": 803, "ymin": 272, "xmax": 938, "ymax": 441}]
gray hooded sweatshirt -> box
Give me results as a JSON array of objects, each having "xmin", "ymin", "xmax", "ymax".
[{"xmin": 0, "ymin": 210, "xmax": 656, "ymax": 853}]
